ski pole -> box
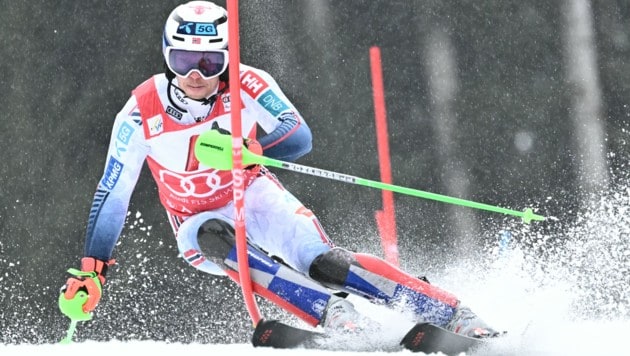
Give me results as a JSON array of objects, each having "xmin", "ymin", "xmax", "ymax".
[
  {"xmin": 60, "ymin": 319, "xmax": 78, "ymax": 345},
  {"xmin": 58, "ymin": 269, "xmax": 99, "ymax": 344},
  {"xmin": 194, "ymin": 130, "xmax": 545, "ymax": 223}
]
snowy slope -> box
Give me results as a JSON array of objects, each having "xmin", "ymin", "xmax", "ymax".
[{"xmin": 3, "ymin": 183, "xmax": 629, "ymax": 355}]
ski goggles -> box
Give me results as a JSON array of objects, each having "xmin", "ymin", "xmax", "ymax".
[{"xmin": 165, "ymin": 48, "xmax": 228, "ymax": 79}]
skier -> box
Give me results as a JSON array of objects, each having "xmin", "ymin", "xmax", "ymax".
[{"xmin": 60, "ymin": 0, "xmax": 498, "ymax": 341}]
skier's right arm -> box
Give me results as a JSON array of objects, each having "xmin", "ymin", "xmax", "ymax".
[{"xmin": 61, "ymin": 97, "xmax": 148, "ymax": 314}]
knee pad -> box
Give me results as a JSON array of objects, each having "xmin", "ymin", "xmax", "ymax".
[
  {"xmin": 197, "ymin": 218, "xmax": 237, "ymax": 264},
  {"xmin": 308, "ymin": 247, "xmax": 358, "ymax": 288},
  {"xmin": 176, "ymin": 214, "xmax": 236, "ymax": 276}
]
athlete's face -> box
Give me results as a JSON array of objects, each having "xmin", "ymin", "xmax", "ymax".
[{"xmin": 177, "ymin": 71, "xmax": 220, "ymax": 100}]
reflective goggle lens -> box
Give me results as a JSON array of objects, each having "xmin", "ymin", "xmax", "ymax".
[{"xmin": 167, "ymin": 49, "xmax": 227, "ymax": 79}]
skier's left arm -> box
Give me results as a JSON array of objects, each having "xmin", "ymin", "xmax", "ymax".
[
  {"xmin": 244, "ymin": 68, "xmax": 312, "ymax": 162},
  {"xmin": 258, "ymin": 111, "xmax": 312, "ymax": 162}
]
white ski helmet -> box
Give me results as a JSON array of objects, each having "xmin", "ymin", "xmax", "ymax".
[{"xmin": 162, "ymin": 1, "xmax": 229, "ymax": 78}]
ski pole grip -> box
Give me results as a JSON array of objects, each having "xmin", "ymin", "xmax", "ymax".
[{"xmin": 58, "ymin": 268, "xmax": 100, "ymax": 321}]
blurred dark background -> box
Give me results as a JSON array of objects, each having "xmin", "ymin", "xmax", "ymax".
[{"xmin": 1, "ymin": 0, "xmax": 629, "ymax": 344}]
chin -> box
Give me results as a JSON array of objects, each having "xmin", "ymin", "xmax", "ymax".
[{"xmin": 185, "ymin": 89, "xmax": 209, "ymax": 100}]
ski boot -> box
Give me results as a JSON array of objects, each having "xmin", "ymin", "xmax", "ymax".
[{"xmin": 446, "ymin": 305, "xmax": 500, "ymax": 338}]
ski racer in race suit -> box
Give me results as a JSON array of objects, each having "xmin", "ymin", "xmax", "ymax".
[{"xmin": 60, "ymin": 0, "xmax": 498, "ymax": 338}]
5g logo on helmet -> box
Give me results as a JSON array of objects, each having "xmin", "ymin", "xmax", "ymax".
[{"xmin": 177, "ymin": 22, "xmax": 218, "ymax": 36}]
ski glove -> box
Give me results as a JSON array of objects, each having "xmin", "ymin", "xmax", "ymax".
[
  {"xmin": 61, "ymin": 257, "xmax": 113, "ymax": 313},
  {"xmin": 210, "ymin": 121, "xmax": 263, "ymax": 171}
]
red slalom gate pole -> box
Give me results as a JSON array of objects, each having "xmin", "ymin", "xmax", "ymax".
[
  {"xmin": 227, "ymin": 0, "xmax": 261, "ymax": 325},
  {"xmin": 370, "ymin": 46, "xmax": 399, "ymax": 266}
]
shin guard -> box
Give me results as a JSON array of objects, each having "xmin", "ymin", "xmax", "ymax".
[
  {"xmin": 309, "ymin": 248, "xmax": 458, "ymax": 327},
  {"xmin": 197, "ymin": 219, "xmax": 333, "ymax": 326}
]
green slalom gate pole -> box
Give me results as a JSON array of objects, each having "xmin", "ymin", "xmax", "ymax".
[{"xmin": 194, "ymin": 130, "xmax": 545, "ymax": 224}]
